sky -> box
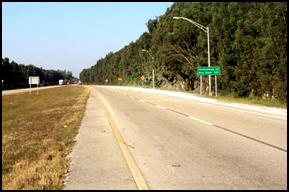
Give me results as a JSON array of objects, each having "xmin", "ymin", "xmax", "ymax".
[{"xmin": 2, "ymin": 2, "xmax": 173, "ymax": 78}]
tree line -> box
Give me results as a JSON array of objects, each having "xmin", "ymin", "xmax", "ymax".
[
  {"xmin": 81, "ymin": 2, "xmax": 285, "ymax": 102},
  {"xmin": 2, "ymin": 57, "xmax": 76, "ymax": 90}
]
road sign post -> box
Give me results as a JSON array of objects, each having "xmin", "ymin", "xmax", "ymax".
[
  {"xmin": 152, "ymin": 69, "xmax": 155, "ymax": 89},
  {"xmin": 199, "ymin": 71, "xmax": 202, "ymax": 96},
  {"xmin": 197, "ymin": 66, "xmax": 221, "ymax": 96},
  {"xmin": 215, "ymin": 76, "xmax": 217, "ymax": 97}
]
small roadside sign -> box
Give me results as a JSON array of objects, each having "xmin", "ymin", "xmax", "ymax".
[
  {"xmin": 28, "ymin": 76, "xmax": 40, "ymax": 95},
  {"xmin": 29, "ymin": 76, "xmax": 40, "ymax": 84}
]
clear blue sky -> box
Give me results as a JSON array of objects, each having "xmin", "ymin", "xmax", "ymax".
[{"xmin": 2, "ymin": 2, "xmax": 173, "ymax": 78}]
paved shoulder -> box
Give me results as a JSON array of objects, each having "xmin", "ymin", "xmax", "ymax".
[{"xmin": 64, "ymin": 86, "xmax": 137, "ymax": 190}]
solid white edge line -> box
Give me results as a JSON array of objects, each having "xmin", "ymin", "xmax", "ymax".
[{"xmin": 223, "ymin": 107, "xmax": 287, "ymax": 121}]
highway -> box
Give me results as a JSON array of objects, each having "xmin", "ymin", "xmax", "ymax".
[{"xmin": 65, "ymin": 85, "xmax": 287, "ymax": 189}]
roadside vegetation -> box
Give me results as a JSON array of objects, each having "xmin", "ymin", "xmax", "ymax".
[
  {"xmin": 2, "ymin": 86, "xmax": 89, "ymax": 189},
  {"xmin": 215, "ymin": 94, "xmax": 287, "ymax": 109},
  {"xmin": 202, "ymin": 94, "xmax": 287, "ymax": 109},
  {"xmin": 80, "ymin": 2, "xmax": 287, "ymax": 106},
  {"xmin": 2, "ymin": 57, "xmax": 79, "ymax": 90}
]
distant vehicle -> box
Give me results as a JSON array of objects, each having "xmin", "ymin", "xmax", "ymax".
[
  {"xmin": 59, "ymin": 79, "xmax": 70, "ymax": 85},
  {"xmin": 63, "ymin": 79, "xmax": 70, "ymax": 85}
]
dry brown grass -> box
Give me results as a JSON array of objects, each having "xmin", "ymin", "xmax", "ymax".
[{"xmin": 2, "ymin": 85, "xmax": 89, "ymax": 189}]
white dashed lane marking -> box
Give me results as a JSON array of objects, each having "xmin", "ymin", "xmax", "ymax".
[
  {"xmin": 118, "ymin": 91, "xmax": 286, "ymax": 152},
  {"xmin": 156, "ymin": 105, "xmax": 166, "ymax": 110},
  {"xmin": 188, "ymin": 116, "xmax": 212, "ymax": 125}
]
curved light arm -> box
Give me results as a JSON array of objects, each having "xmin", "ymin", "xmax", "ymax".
[
  {"xmin": 173, "ymin": 16, "xmax": 212, "ymax": 96},
  {"xmin": 173, "ymin": 16, "xmax": 207, "ymax": 33},
  {"xmin": 141, "ymin": 49, "xmax": 154, "ymax": 60}
]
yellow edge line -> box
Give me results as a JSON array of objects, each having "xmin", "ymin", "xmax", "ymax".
[{"xmin": 94, "ymin": 87, "xmax": 149, "ymax": 190}]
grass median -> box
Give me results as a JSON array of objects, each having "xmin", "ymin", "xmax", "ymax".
[{"xmin": 2, "ymin": 85, "xmax": 90, "ymax": 189}]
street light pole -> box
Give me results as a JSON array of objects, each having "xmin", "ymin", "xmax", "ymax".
[
  {"xmin": 173, "ymin": 16, "xmax": 212, "ymax": 96},
  {"xmin": 142, "ymin": 49, "xmax": 155, "ymax": 89},
  {"xmin": 207, "ymin": 26, "xmax": 212, "ymax": 96}
]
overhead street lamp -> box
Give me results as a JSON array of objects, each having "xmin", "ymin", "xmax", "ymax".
[
  {"xmin": 173, "ymin": 16, "xmax": 212, "ymax": 96},
  {"xmin": 141, "ymin": 49, "xmax": 155, "ymax": 89}
]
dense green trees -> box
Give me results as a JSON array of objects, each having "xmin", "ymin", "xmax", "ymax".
[
  {"xmin": 81, "ymin": 2, "xmax": 286, "ymax": 102},
  {"xmin": 2, "ymin": 57, "xmax": 75, "ymax": 90}
]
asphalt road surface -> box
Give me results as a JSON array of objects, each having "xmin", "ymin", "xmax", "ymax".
[{"xmin": 65, "ymin": 85, "xmax": 287, "ymax": 190}]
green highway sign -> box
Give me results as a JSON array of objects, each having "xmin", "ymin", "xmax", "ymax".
[{"xmin": 197, "ymin": 66, "xmax": 221, "ymax": 76}]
